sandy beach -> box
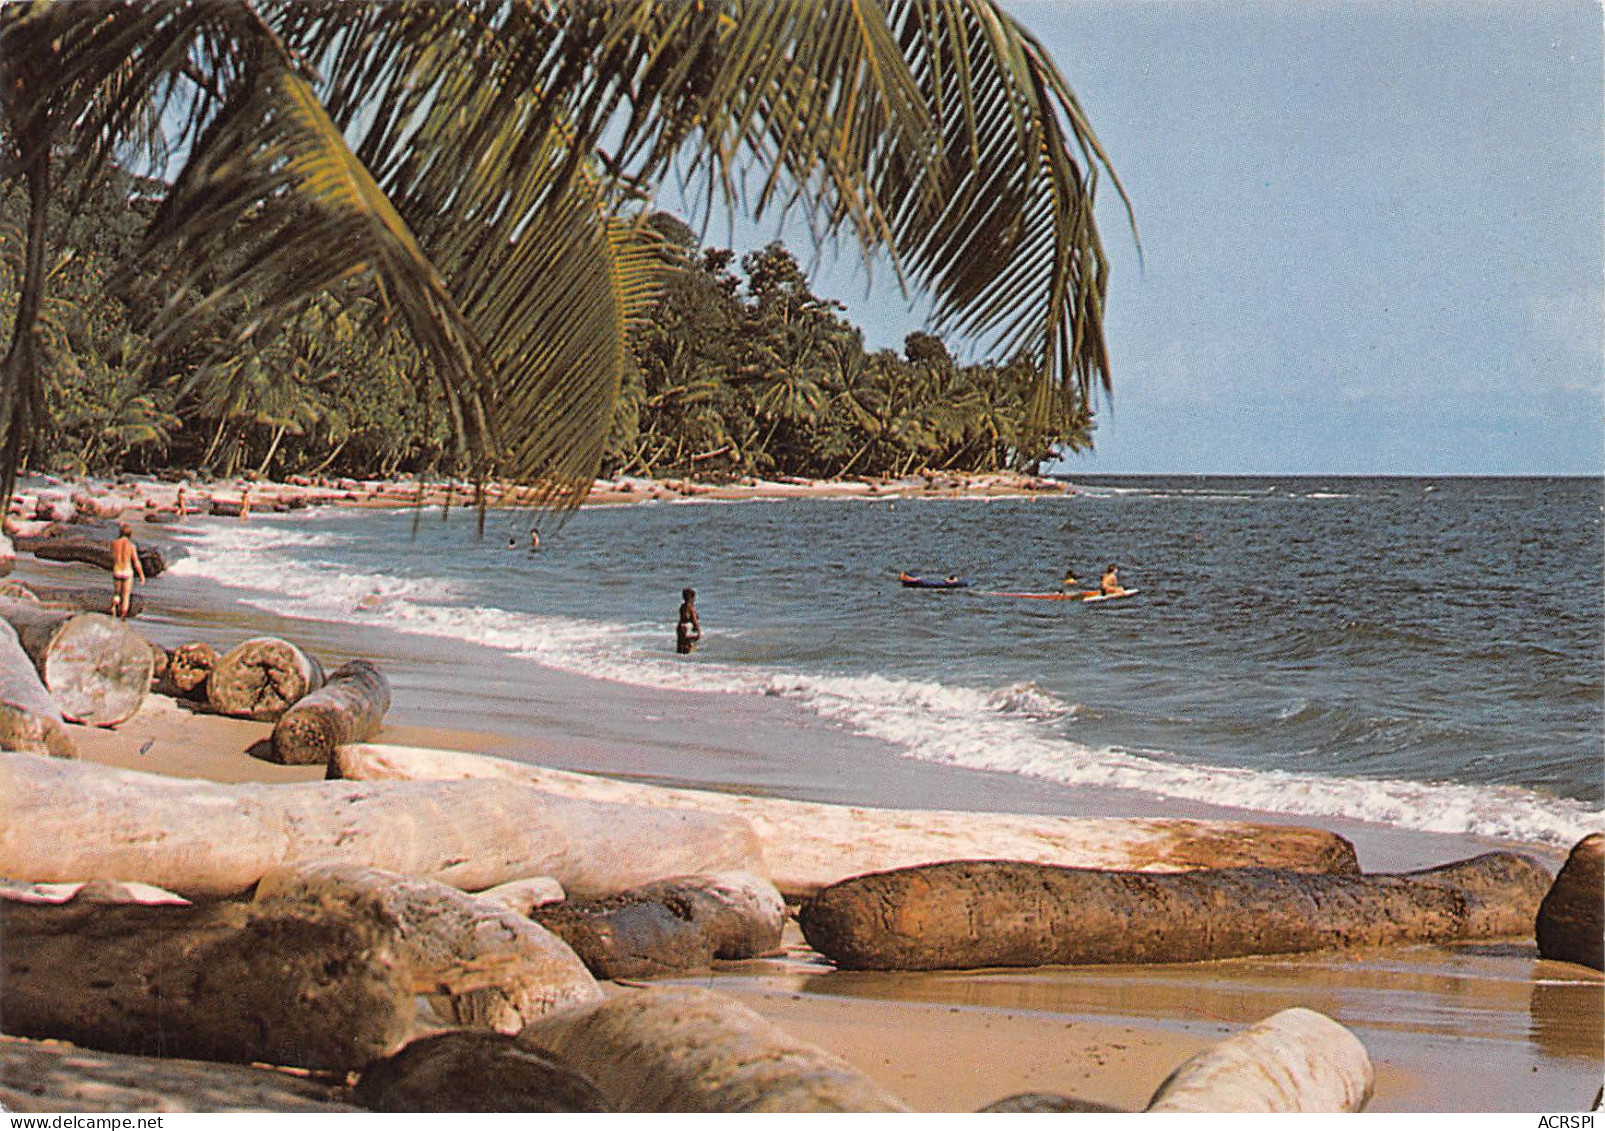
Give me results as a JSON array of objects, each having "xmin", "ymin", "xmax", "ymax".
[{"xmin": 2, "ymin": 488, "xmax": 1589, "ymax": 1114}]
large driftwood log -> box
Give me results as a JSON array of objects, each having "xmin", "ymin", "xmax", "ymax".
[
  {"xmin": 269, "ymin": 658, "xmax": 389, "ymax": 765},
  {"xmin": 0, "ymin": 599, "xmax": 151, "ymax": 725},
  {"xmin": 165, "ymin": 640, "xmax": 219, "ymax": 697},
  {"xmin": 28, "ymin": 535, "xmax": 165, "ymax": 577},
  {"xmin": 0, "ymin": 620, "xmax": 77, "ymax": 758},
  {"xmin": 207, "ymin": 635, "xmax": 325, "ymax": 720},
  {"xmin": 0, "ymin": 1036, "xmax": 361, "ymax": 1114},
  {"xmin": 0, "ymin": 752, "xmax": 764, "ymax": 899},
  {"xmin": 1536, "ymin": 833, "xmax": 1603, "ymax": 971},
  {"xmin": 797, "ymin": 853, "xmax": 1552, "ymax": 971},
  {"xmin": 0, "ymin": 579, "xmax": 144, "ymax": 617},
  {"xmin": 518, "ymin": 986, "xmax": 910, "ymax": 1112},
  {"xmin": 1145, "ymin": 1007, "xmax": 1373, "ymax": 1112},
  {"xmin": 354, "ymin": 1032, "xmax": 611, "ymax": 1112},
  {"xmin": 255, "ymin": 865, "xmax": 600, "ymax": 1031},
  {"xmin": 532, "ymin": 871, "xmax": 784, "ymax": 980},
  {"xmin": 333, "ymin": 743, "xmax": 1360, "ymax": 895},
  {"xmin": 0, "ymin": 890, "xmax": 417, "ymax": 1072}
]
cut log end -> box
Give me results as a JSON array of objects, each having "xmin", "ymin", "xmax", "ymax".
[
  {"xmin": 208, "ymin": 637, "xmax": 325, "ymax": 721},
  {"xmin": 40, "ymin": 613, "xmax": 154, "ymax": 726},
  {"xmin": 166, "ymin": 642, "xmax": 219, "ymax": 696}
]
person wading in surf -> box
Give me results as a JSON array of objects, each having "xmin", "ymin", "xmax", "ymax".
[{"xmin": 676, "ymin": 588, "xmax": 702, "ymax": 655}]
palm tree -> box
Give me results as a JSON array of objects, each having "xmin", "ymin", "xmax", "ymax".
[{"xmin": 0, "ymin": 0, "xmax": 1126, "ymax": 512}]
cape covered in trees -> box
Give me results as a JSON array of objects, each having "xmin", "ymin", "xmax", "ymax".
[{"xmin": 0, "ymin": 176, "xmax": 1095, "ymax": 485}]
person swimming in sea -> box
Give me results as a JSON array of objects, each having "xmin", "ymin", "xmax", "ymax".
[
  {"xmin": 1062, "ymin": 567, "xmax": 1080, "ymax": 592},
  {"xmin": 676, "ymin": 588, "xmax": 701, "ymax": 655}
]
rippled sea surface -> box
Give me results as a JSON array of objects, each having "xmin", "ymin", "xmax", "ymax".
[{"xmin": 170, "ymin": 476, "xmax": 1603, "ymax": 846}]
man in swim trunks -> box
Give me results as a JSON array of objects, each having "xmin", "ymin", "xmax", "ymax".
[
  {"xmin": 676, "ymin": 588, "xmax": 701, "ymax": 655},
  {"xmin": 1100, "ymin": 563, "xmax": 1124, "ymax": 596},
  {"xmin": 109, "ymin": 523, "xmax": 146, "ymax": 618}
]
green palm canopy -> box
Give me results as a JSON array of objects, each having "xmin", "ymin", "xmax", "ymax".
[{"xmin": 0, "ymin": 0, "xmax": 1127, "ymax": 509}]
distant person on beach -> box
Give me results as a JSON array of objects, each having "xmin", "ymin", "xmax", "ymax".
[
  {"xmin": 109, "ymin": 523, "xmax": 145, "ymax": 618},
  {"xmin": 175, "ymin": 486, "xmax": 188, "ymax": 517},
  {"xmin": 676, "ymin": 588, "xmax": 701, "ymax": 655},
  {"xmin": 1100, "ymin": 563, "xmax": 1124, "ymax": 596},
  {"xmin": 529, "ymin": 528, "xmax": 541, "ymax": 552},
  {"xmin": 239, "ymin": 485, "xmax": 251, "ymax": 522}
]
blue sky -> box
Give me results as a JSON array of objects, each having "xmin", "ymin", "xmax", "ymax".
[{"xmin": 709, "ymin": 1, "xmax": 1604, "ymax": 476}]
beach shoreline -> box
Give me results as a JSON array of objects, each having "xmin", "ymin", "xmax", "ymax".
[{"xmin": 2, "ymin": 479, "xmax": 1600, "ymax": 1113}]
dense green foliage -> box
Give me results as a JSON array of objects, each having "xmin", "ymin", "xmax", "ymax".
[
  {"xmin": 0, "ymin": 174, "xmax": 1092, "ymax": 482},
  {"xmin": 0, "ymin": 1, "xmax": 1121, "ymax": 506},
  {"xmin": 0, "ymin": 164, "xmax": 449, "ymax": 481},
  {"xmin": 608, "ymin": 235, "xmax": 1094, "ymax": 480}
]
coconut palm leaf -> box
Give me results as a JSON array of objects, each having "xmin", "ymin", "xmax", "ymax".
[{"xmin": 2, "ymin": 0, "xmax": 1124, "ymax": 512}]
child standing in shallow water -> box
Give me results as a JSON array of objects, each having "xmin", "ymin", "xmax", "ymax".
[{"xmin": 676, "ymin": 588, "xmax": 701, "ymax": 654}]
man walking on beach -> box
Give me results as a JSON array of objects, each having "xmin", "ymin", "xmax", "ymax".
[{"xmin": 109, "ymin": 523, "xmax": 145, "ymax": 618}]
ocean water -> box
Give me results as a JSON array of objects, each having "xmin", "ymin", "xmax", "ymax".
[{"xmin": 165, "ymin": 476, "xmax": 1603, "ymax": 847}]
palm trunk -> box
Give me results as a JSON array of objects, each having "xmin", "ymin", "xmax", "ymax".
[
  {"xmin": 256, "ymin": 423, "xmax": 288, "ymax": 477},
  {"xmin": 0, "ymin": 142, "xmax": 51, "ymax": 515},
  {"xmin": 201, "ymin": 415, "xmax": 230, "ymax": 469},
  {"xmin": 833, "ymin": 435, "xmax": 876, "ymax": 479},
  {"xmin": 307, "ymin": 436, "xmax": 350, "ymax": 475}
]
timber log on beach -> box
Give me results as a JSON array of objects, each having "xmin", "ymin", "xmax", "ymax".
[
  {"xmin": 165, "ymin": 641, "xmax": 219, "ymax": 697},
  {"xmin": 516, "ymin": 986, "xmax": 910, "ymax": 1112},
  {"xmin": 254, "ymin": 864, "xmax": 600, "ymax": 1030},
  {"xmin": 355, "ymin": 1031, "xmax": 611, "ymax": 1113},
  {"xmin": 1143, "ymin": 1008, "xmax": 1374, "ymax": 1113},
  {"xmin": 270, "ymin": 659, "xmax": 389, "ymax": 765},
  {"xmin": 0, "ymin": 621, "xmax": 77, "ymax": 758},
  {"xmin": 0, "ymin": 752, "xmax": 764, "ymax": 899},
  {"xmin": 21, "ymin": 533, "xmax": 165, "ymax": 577},
  {"xmin": 0, "ymin": 599, "xmax": 151, "ymax": 725},
  {"xmin": 531, "ymin": 871, "xmax": 785, "ymax": 979},
  {"xmin": 797, "ymin": 854, "xmax": 1553, "ymax": 970},
  {"xmin": 332, "ymin": 744, "xmax": 1362, "ymax": 890},
  {"xmin": 0, "ymin": 579, "xmax": 144, "ymax": 618},
  {"xmin": 207, "ymin": 636, "xmax": 325, "ymax": 720},
  {"xmin": 0, "ymin": 889, "xmax": 418, "ymax": 1072},
  {"xmin": 0, "ymin": 1036, "xmax": 362, "ymax": 1113},
  {"xmin": 1535, "ymin": 834, "xmax": 1604, "ymax": 971}
]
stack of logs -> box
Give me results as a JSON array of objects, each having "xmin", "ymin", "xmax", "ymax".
[
  {"xmin": 0, "ymin": 581, "xmax": 390, "ymax": 768},
  {"xmin": 0, "ymin": 733, "xmax": 1597, "ymax": 1113}
]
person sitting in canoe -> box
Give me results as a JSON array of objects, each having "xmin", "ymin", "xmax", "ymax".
[{"xmin": 1100, "ymin": 563, "xmax": 1125, "ymax": 596}]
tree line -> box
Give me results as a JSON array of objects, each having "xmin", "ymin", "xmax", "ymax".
[
  {"xmin": 1, "ymin": 2, "xmax": 1120, "ymax": 508},
  {"xmin": 0, "ymin": 173, "xmax": 1094, "ymax": 485}
]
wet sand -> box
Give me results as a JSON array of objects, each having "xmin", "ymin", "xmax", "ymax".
[{"xmin": 18, "ymin": 520, "xmax": 1604, "ymax": 1113}]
